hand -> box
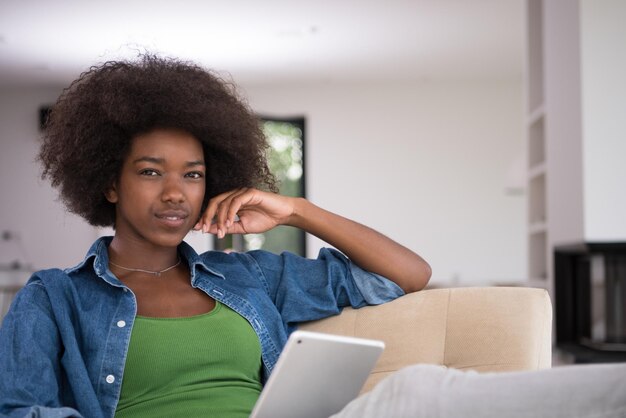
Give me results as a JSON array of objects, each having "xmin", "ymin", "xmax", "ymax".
[
  {"xmin": 194, "ymin": 188, "xmax": 296, "ymax": 238},
  {"xmin": 194, "ymin": 187, "xmax": 431, "ymax": 292}
]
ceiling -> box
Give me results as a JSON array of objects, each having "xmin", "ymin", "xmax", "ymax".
[{"xmin": 0, "ymin": 0, "xmax": 524, "ymax": 88}]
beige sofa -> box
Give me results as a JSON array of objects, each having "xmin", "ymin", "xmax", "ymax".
[{"xmin": 300, "ymin": 287, "xmax": 552, "ymax": 393}]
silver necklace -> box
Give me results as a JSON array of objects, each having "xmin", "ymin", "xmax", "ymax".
[{"xmin": 109, "ymin": 258, "xmax": 182, "ymax": 277}]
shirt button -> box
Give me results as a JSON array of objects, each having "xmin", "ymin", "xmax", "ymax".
[
  {"xmin": 106, "ymin": 375, "xmax": 115, "ymax": 384},
  {"xmin": 123, "ymin": 288, "xmax": 129, "ymax": 293},
  {"xmin": 117, "ymin": 320, "xmax": 126, "ymax": 328}
]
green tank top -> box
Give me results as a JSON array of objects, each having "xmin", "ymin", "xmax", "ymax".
[{"xmin": 114, "ymin": 301, "xmax": 263, "ymax": 418}]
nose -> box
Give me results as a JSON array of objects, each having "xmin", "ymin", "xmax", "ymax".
[{"xmin": 161, "ymin": 175, "xmax": 185, "ymax": 203}]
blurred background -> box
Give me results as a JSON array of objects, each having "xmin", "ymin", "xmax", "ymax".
[
  {"xmin": 0, "ymin": 0, "xmax": 528, "ymax": 290},
  {"xmin": 3, "ymin": 1, "xmax": 626, "ymax": 364}
]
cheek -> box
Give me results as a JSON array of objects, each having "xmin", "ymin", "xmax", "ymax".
[
  {"xmin": 191, "ymin": 184, "xmax": 206, "ymax": 212},
  {"xmin": 116, "ymin": 181, "xmax": 158, "ymax": 213}
]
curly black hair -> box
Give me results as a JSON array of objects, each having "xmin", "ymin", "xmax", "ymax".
[{"xmin": 39, "ymin": 55, "xmax": 276, "ymax": 227}]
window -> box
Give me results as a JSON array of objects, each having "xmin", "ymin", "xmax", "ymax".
[{"xmin": 214, "ymin": 117, "xmax": 306, "ymax": 256}]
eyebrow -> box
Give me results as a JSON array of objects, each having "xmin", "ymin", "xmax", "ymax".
[{"xmin": 132, "ymin": 156, "xmax": 205, "ymax": 167}]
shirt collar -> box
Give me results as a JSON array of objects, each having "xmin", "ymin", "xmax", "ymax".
[
  {"xmin": 177, "ymin": 239, "xmax": 226, "ymax": 282},
  {"xmin": 65, "ymin": 236, "xmax": 226, "ymax": 286}
]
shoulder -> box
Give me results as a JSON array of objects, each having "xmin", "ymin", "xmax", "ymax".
[
  {"xmin": 16, "ymin": 266, "xmax": 101, "ymax": 310},
  {"xmin": 200, "ymin": 248, "xmax": 349, "ymax": 269},
  {"xmin": 28, "ymin": 267, "xmax": 69, "ymax": 282},
  {"xmin": 198, "ymin": 248, "xmax": 278, "ymax": 266},
  {"xmin": 23, "ymin": 267, "xmax": 80, "ymax": 292},
  {"xmin": 17, "ymin": 268, "xmax": 67, "ymax": 294},
  {"xmin": 8, "ymin": 270, "xmax": 65, "ymax": 318},
  {"xmin": 196, "ymin": 250, "xmax": 288, "ymax": 286},
  {"xmin": 195, "ymin": 248, "xmax": 351, "ymax": 281},
  {"xmin": 196, "ymin": 250, "xmax": 274, "ymax": 281}
]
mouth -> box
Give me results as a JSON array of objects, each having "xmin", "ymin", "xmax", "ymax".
[{"xmin": 155, "ymin": 211, "xmax": 189, "ymax": 228}]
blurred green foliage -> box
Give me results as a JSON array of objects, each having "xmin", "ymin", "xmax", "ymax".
[{"xmin": 243, "ymin": 120, "xmax": 305, "ymax": 255}]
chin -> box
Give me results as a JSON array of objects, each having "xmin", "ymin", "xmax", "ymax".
[{"xmin": 151, "ymin": 231, "xmax": 190, "ymax": 248}]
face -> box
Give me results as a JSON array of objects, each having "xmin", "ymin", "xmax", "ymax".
[{"xmin": 106, "ymin": 128, "xmax": 206, "ymax": 249}]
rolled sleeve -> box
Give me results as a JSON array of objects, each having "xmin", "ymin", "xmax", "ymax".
[
  {"xmin": 348, "ymin": 262, "xmax": 404, "ymax": 305},
  {"xmin": 245, "ymin": 248, "xmax": 404, "ymax": 326}
]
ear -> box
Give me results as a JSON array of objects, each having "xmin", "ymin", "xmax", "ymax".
[{"xmin": 104, "ymin": 183, "xmax": 119, "ymax": 203}]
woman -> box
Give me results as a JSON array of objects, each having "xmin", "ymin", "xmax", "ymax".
[
  {"xmin": 0, "ymin": 55, "xmax": 430, "ymax": 418},
  {"xmin": 4, "ymin": 55, "xmax": 624, "ymax": 418}
]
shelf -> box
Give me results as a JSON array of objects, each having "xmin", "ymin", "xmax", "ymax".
[
  {"xmin": 529, "ymin": 231, "xmax": 548, "ymax": 281},
  {"xmin": 526, "ymin": 0, "xmax": 549, "ymax": 296},
  {"xmin": 528, "ymin": 162, "xmax": 546, "ymax": 180},
  {"xmin": 528, "ymin": 115, "xmax": 545, "ymax": 168},
  {"xmin": 527, "ymin": 104, "xmax": 545, "ymax": 126},
  {"xmin": 528, "ymin": 174, "xmax": 546, "ymax": 224},
  {"xmin": 558, "ymin": 342, "xmax": 626, "ymax": 364},
  {"xmin": 529, "ymin": 222, "xmax": 547, "ymax": 235}
]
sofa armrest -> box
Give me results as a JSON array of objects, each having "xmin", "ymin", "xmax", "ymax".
[{"xmin": 298, "ymin": 287, "xmax": 552, "ymax": 393}]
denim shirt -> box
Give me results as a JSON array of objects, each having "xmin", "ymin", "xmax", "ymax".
[{"xmin": 0, "ymin": 237, "xmax": 403, "ymax": 418}]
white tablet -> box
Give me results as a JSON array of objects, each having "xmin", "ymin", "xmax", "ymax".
[{"xmin": 250, "ymin": 330, "xmax": 385, "ymax": 418}]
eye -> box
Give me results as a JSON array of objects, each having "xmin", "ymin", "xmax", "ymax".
[
  {"xmin": 186, "ymin": 171, "xmax": 204, "ymax": 179},
  {"xmin": 139, "ymin": 169, "xmax": 160, "ymax": 176}
]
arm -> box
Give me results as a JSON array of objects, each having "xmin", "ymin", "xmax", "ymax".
[
  {"xmin": 195, "ymin": 188, "xmax": 431, "ymax": 293},
  {"xmin": 0, "ymin": 282, "xmax": 84, "ymax": 418}
]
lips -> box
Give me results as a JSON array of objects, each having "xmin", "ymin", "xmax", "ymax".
[{"xmin": 155, "ymin": 210, "xmax": 189, "ymax": 228}]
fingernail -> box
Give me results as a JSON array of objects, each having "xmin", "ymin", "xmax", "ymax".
[
  {"xmin": 225, "ymin": 220, "xmax": 231, "ymax": 228},
  {"xmin": 218, "ymin": 229, "xmax": 224, "ymax": 239}
]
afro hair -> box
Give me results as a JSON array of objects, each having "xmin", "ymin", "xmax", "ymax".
[{"xmin": 39, "ymin": 55, "xmax": 276, "ymax": 227}]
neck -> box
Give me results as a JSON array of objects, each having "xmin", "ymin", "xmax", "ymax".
[{"xmin": 107, "ymin": 235, "xmax": 181, "ymax": 272}]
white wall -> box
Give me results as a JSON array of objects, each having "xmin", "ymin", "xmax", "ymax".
[
  {"xmin": 0, "ymin": 88, "xmax": 98, "ymax": 270},
  {"xmin": 581, "ymin": 0, "xmax": 626, "ymax": 241},
  {"xmin": 243, "ymin": 80, "xmax": 526, "ymax": 285},
  {"xmin": 0, "ymin": 88, "xmax": 213, "ymax": 271},
  {"xmin": 0, "ymin": 79, "xmax": 526, "ymax": 286}
]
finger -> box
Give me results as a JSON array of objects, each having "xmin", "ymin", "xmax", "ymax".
[
  {"xmin": 202, "ymin": 189, "xmax": 241, "ymax": 233},
  {"xmin": 193, "ymin": 214, "xmax": 211, "ymax": 231},
  {"xmin": 215, "ymin": 188, "xmax": 249, "ymax": 237},
  {"xmin": 200, "ymin": 199, "xmax": 220, "ymax": 233},
  {"xmin": 226, "ymin": 189, "xmax": 257, "ymax": 227},
  {"xmin": 208, "ymin": 221, "xmax": 247, "ymax": 236}
]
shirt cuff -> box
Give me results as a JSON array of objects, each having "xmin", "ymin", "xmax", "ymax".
[{"xmin": 348, "ymin": 262, "xmax": 405, "ymax": 305}]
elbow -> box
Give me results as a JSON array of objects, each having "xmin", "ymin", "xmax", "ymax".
[{"xmin": 401, "ymin": 260, "xmax": 432, "ymax": 294}]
